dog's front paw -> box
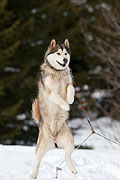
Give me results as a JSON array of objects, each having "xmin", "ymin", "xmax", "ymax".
[
  {"xmin": 60, "ymin": 102, "xmax": 70, "ymax": 111},
  {"xmin": 67, "ymin": 84, "xmax": 75, "ymax": 104}
]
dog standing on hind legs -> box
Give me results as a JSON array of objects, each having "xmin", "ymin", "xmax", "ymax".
[{"xmin": 30, "ymin": 39, "xmax": 77, "ymax": 179}]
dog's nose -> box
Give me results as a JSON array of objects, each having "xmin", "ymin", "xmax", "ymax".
[{"xmin": 63, "ymin": 58, "xmax": 68, "ymax": 64}]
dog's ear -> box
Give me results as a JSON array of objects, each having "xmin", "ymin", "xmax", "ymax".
[
  {"xmin": 64, "ymin": 39, "xmax": 70, "ymax": 48},
  {"xmin": 50, "ymin": 39, "xmax": 56, "ymax": 48}
]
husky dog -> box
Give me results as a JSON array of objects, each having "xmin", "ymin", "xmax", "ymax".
[{"xmin": 30, "ymin": 39, "xmax": 77, "ymax": 179}]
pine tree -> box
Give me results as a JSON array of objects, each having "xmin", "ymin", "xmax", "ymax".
[{"xmin": 0, "ymin": 0, "xmax": 37, "ymax": 144}]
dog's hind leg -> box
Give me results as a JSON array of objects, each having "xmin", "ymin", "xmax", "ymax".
[
  {"xmin": 30, "ymin": 127, "xmax": 54, "ymax": 179},
  {"xmin": 30, "ymin": 136, "xmax": 46, "ymax": 179},
  {"xmin": 56, "ymin": 123, "xmax": 77, "ymax": 174}
]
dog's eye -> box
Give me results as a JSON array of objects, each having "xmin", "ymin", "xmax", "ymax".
[
  {"xmin": 57, "ymin": 53, "xmax": 61, "ymax": 55},
  {"xmin": 65, "ymin": 53, "xmax": 67, "ymax": 55}
]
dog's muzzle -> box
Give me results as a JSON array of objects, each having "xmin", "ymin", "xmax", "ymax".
[{"xmin": 57, "ymin": 58, "xmax": 68, "ymax": 67}]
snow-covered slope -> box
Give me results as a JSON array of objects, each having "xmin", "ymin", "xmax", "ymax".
[
  {"xmin": 0, "ymin": 145, "xmax": 120, "ymax": 180},
  {"xmin": 68, "ymin": 117, "xmax": 120, "ymax": 150},
  {"xmin": 0, "ymin": 117, "xmax": 120, "ymax": 180},
  {"xmin": 0, "ymin": 146, "xmax": 120, "ymax": 180}
]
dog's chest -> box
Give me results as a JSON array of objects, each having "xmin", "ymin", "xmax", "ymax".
[
  {"xmin": 58, "ymin": 79, "xmax": 66, "ymax": 98},
  {"xmin": 57, "ymin": 74, "xmax": 70, "ymax": 99}
]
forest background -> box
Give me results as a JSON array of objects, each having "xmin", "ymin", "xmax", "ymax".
[{"xmin": 0, "ymin": 0, "xmax": 119, "ymax": 145}]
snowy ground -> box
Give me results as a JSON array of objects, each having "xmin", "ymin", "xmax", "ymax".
[
  {"xmin": 68, "ymin": 117, "xmax": 120, "ymax": 151},
  {"xmin": 0, "ymin": 117, "xmax": 120, "ymax": 180}
]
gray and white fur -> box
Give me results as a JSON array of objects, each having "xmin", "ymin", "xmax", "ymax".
[{"xmin": 30, "ymin": 39, "xmax": 77, "ymax": 179}]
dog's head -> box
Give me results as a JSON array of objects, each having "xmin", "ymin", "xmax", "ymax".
[{"xmin": 45, "ymin": 39, "xmax": 71, "ymax": 70}]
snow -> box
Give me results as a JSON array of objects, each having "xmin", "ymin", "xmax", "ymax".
[
  {"xmin": 0, "ymin": 145, "xmax": 120, "ymax": 180},
  {"xmin": 0, "ymin": 117, "xmax": 120, "ymax": 180},
  {"xmin": 68, "ymin": 117, "xmax": 120, "ymax": 150},
  {"xmin": 91, "ymin": 90, "xmax": 105, "ymax": 99},
  {"xmin": 16, "ymin": 114, "xmax": 26, "ymax": 121},
  {"xmin": 4, "ymin": 67, "xmax": 21, "ymax": 73}
]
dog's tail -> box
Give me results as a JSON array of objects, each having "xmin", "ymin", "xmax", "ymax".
[{"xmin": 32, "ymin": 98, "xmax": 40, "ymax": 124}]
